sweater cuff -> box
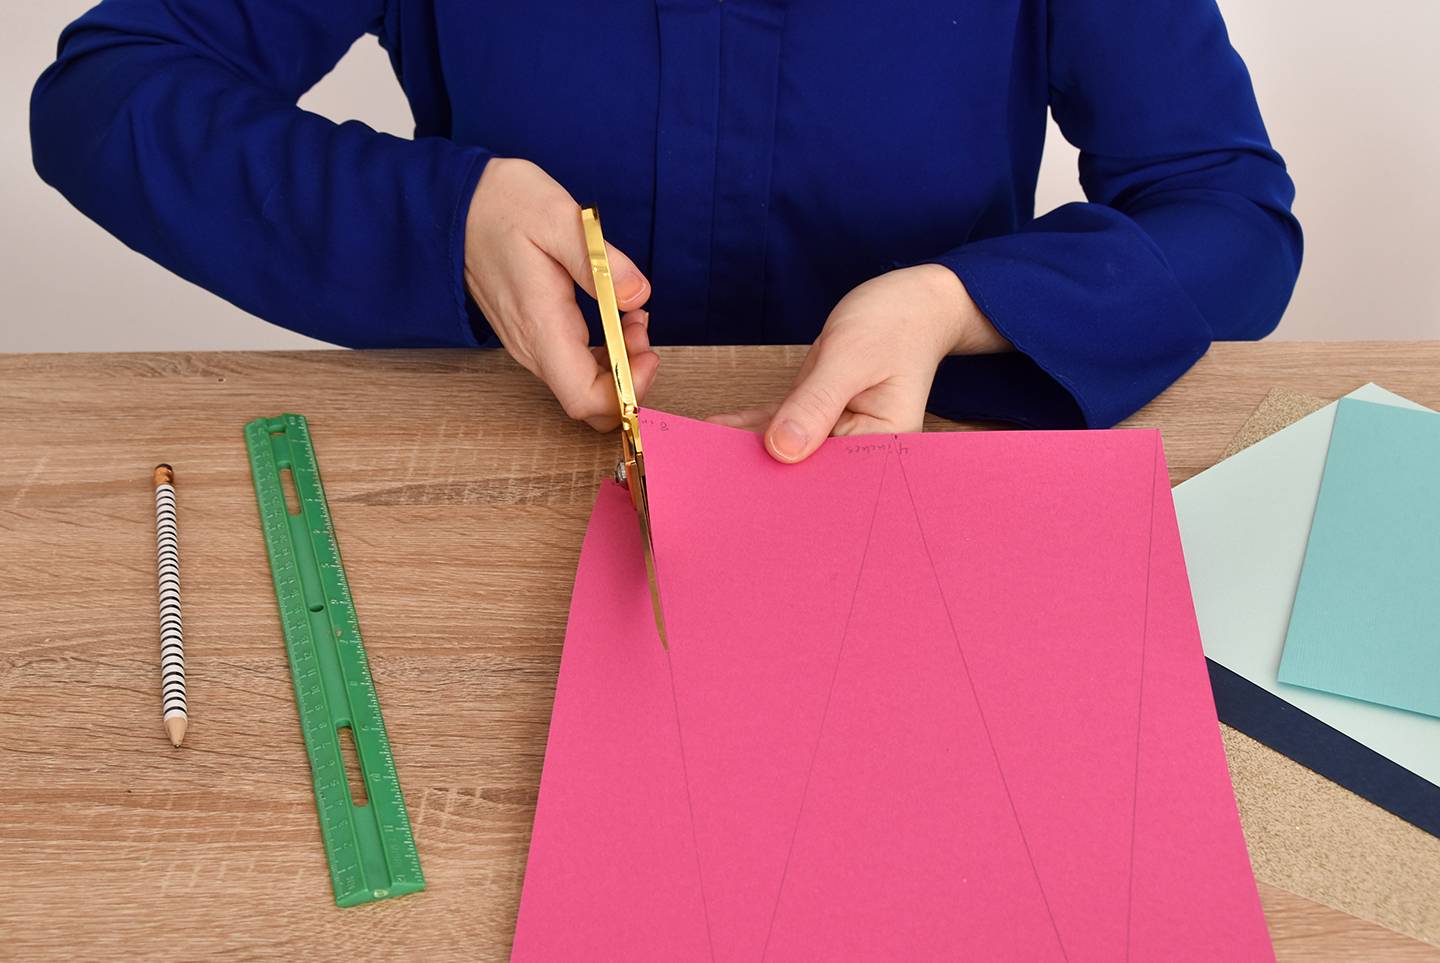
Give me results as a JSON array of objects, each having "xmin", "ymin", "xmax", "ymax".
[
  {"xmin": 915, "ymin": 203, "xmax": 1213, "ymax": 429},
  {"xmin": 447, "ymin": 145, "xmax": 496, "ymax": 347}
]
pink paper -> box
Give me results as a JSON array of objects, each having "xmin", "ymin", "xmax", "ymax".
[{"xmin": 513, "ymin": 413, "xmax": 1271, "ymax": 961}]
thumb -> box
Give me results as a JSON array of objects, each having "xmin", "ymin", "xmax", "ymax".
[
  {"xmin": 765, "ymin": 345, "xmax": 869, "ymax": 464},
  {"xmin": 541, "ymin": 208, "xmax": 651, "ymax": 311}
]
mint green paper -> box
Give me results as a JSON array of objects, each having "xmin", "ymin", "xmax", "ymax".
[
  {"xmin": 1173, "ymin": 384, "xmax": 1440, "ymax": 788},
  {"xmin": 1277, "ymin": 400, "xmax": 1440, "ymax": 718}
]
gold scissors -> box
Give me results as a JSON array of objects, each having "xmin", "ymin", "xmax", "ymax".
[{"xmin": 580, "ymin": 205, "xmax": 669, "ymax": 649}]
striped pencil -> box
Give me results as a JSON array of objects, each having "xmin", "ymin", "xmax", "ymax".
[{"xmin": 153, "ymin": 464, "xmax": 188, "ymax": 747}]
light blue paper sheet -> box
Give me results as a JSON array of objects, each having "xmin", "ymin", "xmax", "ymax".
[
  {"xmin": 1277, "ymin": 399, "xmax": 1440, "ymax": 718},
  {"xmin": 1172, "ymin": 384, "xmax": 1440, "ymax": 787}
]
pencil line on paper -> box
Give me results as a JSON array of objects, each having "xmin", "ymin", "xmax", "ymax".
[
  {"xmin": 1123, "ymin": 433, "xmax": 1162, "ymax": 961},
  {"xmin": 759, "ymin": 449, "xmax": 892, "ymax": 960},
  {"xmin": 895, "ymin": 447, "xmax": 1069, "ymax": 961},
  {"xmin": 665, "ymin": 653, "xmax": 718, "ymax": 963}
]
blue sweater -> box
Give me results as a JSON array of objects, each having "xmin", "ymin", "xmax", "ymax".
[{"xmin": 31, "ymin": 0, "xmax": 1301, "ymax": 428}]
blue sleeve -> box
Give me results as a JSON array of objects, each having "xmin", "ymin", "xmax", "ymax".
[
  {"xmin": 925, "ymin": 0, "xmax": 1303, "ymax": 428},
  {"xmin": 30, "ymin": 0, "xmax": 491, "ymax": 348}
]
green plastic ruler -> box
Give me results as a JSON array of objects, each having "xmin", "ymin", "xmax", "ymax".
[{"xmin": 245, "ymin": 414, "xmax": 424, "ymax": 907}]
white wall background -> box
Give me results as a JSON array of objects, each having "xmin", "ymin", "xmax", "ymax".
[{"xmin": 3, "ymin": 0, "xmax": 1437, "ymax": 352}]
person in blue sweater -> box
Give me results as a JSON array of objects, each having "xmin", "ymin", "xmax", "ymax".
[{"xmin": 31, "ymin": 1, "xmax": 1300, "ymax": 464}]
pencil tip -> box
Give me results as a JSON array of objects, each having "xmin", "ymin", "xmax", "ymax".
[{"xmin": 165, "ymin": 715, "xmax": 187, "ymax": 747}]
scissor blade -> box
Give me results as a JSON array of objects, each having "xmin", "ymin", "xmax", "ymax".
[{"xmin": 632, "ymin": 482, "xmax": 669, "ymax": 650}]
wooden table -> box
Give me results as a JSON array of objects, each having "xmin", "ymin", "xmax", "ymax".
[{"xmin": 2, "ymin": 343, "xmax": 1437, "ymax": 960}]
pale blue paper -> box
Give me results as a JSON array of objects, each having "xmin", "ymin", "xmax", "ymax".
[
  {"xmin": 1277, "ymin": 400, "xmax": 1440, "ymax": 718},
  {"xmin": 1173, "ymin": 384, "xmax": 1440, "ymax": 788}
]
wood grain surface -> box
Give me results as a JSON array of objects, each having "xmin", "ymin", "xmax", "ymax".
[{"xmin": 2, "ymin": 344, "xmax": 1438, "ymax": 961}]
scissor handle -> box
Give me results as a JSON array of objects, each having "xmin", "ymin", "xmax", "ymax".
[{"xmin": 580, "ymin": 206, "xmax": 638, "ymax": 419}]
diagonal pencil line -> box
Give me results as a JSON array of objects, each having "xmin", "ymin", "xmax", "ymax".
[
  {"xmin": 666, "ymin": 653, "xmax": 718, "ymax": 963},
  {"xmin": 1124, "ymin": 434, "xmax": 1162, "ymax": 963},
  {"xmin": 895, "ymin": 446, "xmax": 1069, "ymax": 961},
  {"xmin": 758, "ymin": 449, "xmax": 893, "ymax": 961}
]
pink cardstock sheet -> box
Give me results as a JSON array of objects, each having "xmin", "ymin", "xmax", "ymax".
[{"xmin": 511, "ymin": 412, "xmax": 1271, "ymax": 961}]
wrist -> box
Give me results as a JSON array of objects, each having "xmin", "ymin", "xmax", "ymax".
[{"xmin": 911, "ymin": 263, "xmax": 1008, "ymax": 356}]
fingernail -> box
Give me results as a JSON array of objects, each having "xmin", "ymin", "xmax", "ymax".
[
  {"xmin": 614, "ymin": 272, "xmax": 645, "ymax": 302},
  {"xmin": 769, "ymin": 419, "xmax": 808, "ymax": 461}
]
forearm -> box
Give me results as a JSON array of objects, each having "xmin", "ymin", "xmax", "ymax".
[{"xmin": 31, "ymin": 5, "xmax": 490, "ymax": 348}]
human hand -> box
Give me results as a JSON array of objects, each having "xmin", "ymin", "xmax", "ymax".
[
  {"xmin": 464, "ymin": 157, "xmax": 659, "ymax": 430},
  {"xmin": 709, "ymin": 264, "xmax": 1008, "ymax": 462}
]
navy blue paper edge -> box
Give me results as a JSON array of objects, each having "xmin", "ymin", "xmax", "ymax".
[{"xmin": 1207, "ymin": 658, "xmax": 1440, "ymax": 838}]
